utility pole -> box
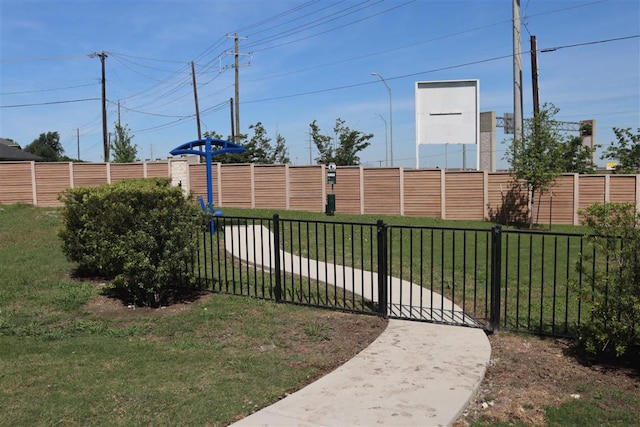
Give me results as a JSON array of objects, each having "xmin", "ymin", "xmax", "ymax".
[
  {"xmin": 90, "ymin": 51, "xmax": 109, "ymax": 162},
  {"xmin": 191, "ymin": 61, "xmax": 202, "ymax": 140},
  {"xmin": 530, "ymin": 35, "xmax": 540, "ymax": 117},
  {"xmin": 117, "ymin": 100, "xmax": 121, "ymax": 127},
  {"xmin": 229, "ymin": 97, "xmax": 235, "ymax": 141},
  {"xmin": 77, "ymin": 128, "xmax": 80, "ymax": 161},
  {"xmin": 308, "ymin": 127, "xmax": 313, "ymax": 165},
  {"xmin": 512, "ymin": 0, "xmax": 523, "ymax": 143},
  {"xmin": 225, "ymin": 34, "xmax": 249, "ymax": 143}
]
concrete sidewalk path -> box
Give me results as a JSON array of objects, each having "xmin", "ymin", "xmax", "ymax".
[{"xmin": 227, "ymin": 225, "xmax": 491, "ymax": 427}]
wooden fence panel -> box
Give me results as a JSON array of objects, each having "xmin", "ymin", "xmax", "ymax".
[
  {"xmin": 333, "ymin": 167, "xmax": 362, "ymax": 214},
  {"xmin": 34, "ymin": 163, "xmax": 71, "ymax": 207},
  {"xmin": 73, "ymin": 163, "xmax": 108, "ymax": 188},
  {"xmin": 254, "ymin": 165, "xmax": 287, "ymax": 209},
  {"xmin": 220, "ymin": 164, "xmax": 252, "ymax": 207},
  {"xmin": 0, "ymin": 162, "xmax": 33, "ymax": 204},
  {"xmin": 363, "ymin": 168, "xmax": 401, "ymax": 216},
  {"xmin": 289, "ymin": 166, "xmax": 323, "ymax": 212},
  {"xmin": 445, "ymin": 171, "xmax": 485, "ymax": 220},
  {"xmin": 609, "ymin": 175, "xmax": 637, "ymax": 203},
  {"xmin": 576, "ymin": 175, "xmax": 606, "ymax": 224},
  {"xmin": 145, "ymin": 162, "xmax": 170, "ymax": 178},
  {"xmin": 536, "ymin": 175, "xmax": 575, "ymax": 225},
  {"xmin": 578, "ymin": 175, "xmax": 606, "ymax": 209},
  {"xmin": 110, "ymin": 163, "xmax": 145, "ymax": 183},
  {"xmin": 188, "ymin": 164, "xmax": 208, "ymax": 203},
  {"xmin": 403, "ymin": 169, "xmax": 442, "ymax": 218},
  {"xmin": 486, "ymin": 173, "xmax": 528, "ymax": 224}
]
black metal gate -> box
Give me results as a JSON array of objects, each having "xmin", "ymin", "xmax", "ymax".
[
  {"xmin": 190, "ymin": 215, "xmax": 495, "ymax": 331},
  {"xmin": 189, "ymin": 214, "xmax": 596, "ymax": 337}
]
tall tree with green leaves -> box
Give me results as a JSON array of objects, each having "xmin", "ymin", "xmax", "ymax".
[
  {"xmin": 601, "ymin": 127, "xmax": 640, "ymax": 173},
  {"xmin": 111, "ymin": 123, "xmax": 137, "ymax": 163},
  {"xmin": 558, "ymin": 134, "xmax": 597, "ymax": 174},
  {"xmin": 310, "ymin": 118, "xmax": 373, "ymax": 166},
  {"xmin": 203, "ymin": 130, "xmax": 248, "ymax": 164},
  {"xmin": 310, "ymin": 120, "xmax": 335, "ymax": 165},
  {"xmin": 271, "ymin": 132, "xmax": 290, "ymax": 164},
  {"xmin": 246, "ymin": 122, "xmax": 273, "ymax": 164},
  {"xmin": 504, "ymin": 103, "xmax": 565, "ymax": 228},
  {"xmin": 24, "ymin": 131, "xmax": 64, "ymax": 162}
]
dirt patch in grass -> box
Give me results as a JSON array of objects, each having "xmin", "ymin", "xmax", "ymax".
[
  {"xmin": 81, "ymin": 286, "xmax": 213, "ymax": 318},
  {"xmin": 455, "ymin": 333, "xmax": 640, "ymax": 426}
]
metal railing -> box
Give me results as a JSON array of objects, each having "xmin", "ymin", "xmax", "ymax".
[{"xmin": 185, "ymin": 214, "xmax": 615, "ymax": 337}]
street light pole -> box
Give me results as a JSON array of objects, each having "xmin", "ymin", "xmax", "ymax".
[
  {"xmin": 371, "ymin": 72, "xmax": 393, "ymax": 166},
  {"xmin": 374, "ymin": 113, "xmax": 388, "ymax": 166}
]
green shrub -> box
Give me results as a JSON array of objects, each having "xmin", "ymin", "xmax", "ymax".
[
  {"xmin": 58, "ymin": 178, "xmax": 205, "ymax": 307},
  {"xmin": 576, "ymin": 202, "xmax": 640, "ymax": 358}
]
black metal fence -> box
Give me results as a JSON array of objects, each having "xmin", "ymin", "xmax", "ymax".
[{"xmin": 186, "ymin": 214, "xmax": 613, "ymax": 337}]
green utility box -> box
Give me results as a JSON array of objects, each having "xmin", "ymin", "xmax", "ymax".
[{"xmin": 325, "ymin": 194, "xmax": 336, "ymax": 215}]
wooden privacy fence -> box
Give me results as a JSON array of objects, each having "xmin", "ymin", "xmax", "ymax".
[{"xmin": 0, "ymin": 160, "xmax": 638, "ymax": 225}]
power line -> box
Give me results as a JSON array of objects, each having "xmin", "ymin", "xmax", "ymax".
[
  {"xmin": 244, "ymin": 34, "xmax": 639, "ymax": 104},
  {"xmin": 247, "ymin": 1, "xmax": 415, "ymax": 53},
  {"xmin": 540, "ymin": 34, "xmax": 639, "ymax": 53},
  {"xmin": 0, "ymin": 54, "xmax": 89, "ymax": 62},
  {"xmin": 0, "ymin": 98, "xmax": 101, "ymax": 108},
  {"xmin": 0, "ymin": 82, "xmax": 98, "ymax": 95}
]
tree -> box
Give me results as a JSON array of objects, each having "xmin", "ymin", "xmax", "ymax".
[
  {"xmin": 24, "ymin": 131, "xmax": 64, "ymax": 162},
  {"xmin": 505, "ymin": 104, "xmax": 567, "ymax": 228},
  {"xmin": 246, "ymin": 122, "xmax": 273, "ymax": 164},
  {"xmin": 557, "ymin": 134, "xmax": 597, "ymax": 174},
  {"xmin": 272, "ymin": 133, "xmax": 290, "ymax": 164},
  {"xmin": 204, "ymin": 124, "xmax": 289, "ymax": 165},
  {"xmin": 202, "ymin": 130, "xmax": 248, "ymax": 164},
  {"xmin": 111, "ymin": 123, "xmax": 137, "ymax": 163},
  {"xmin": 310, "ymin": 120, "xmax": 335, "ymax": 164},
  {"xmin": 601, "ymin": 127, "xmax": 640, "ymax": 173},
  {"xmin": 310, "ymin": 118, "xmax": 373, "ymax": 166}
]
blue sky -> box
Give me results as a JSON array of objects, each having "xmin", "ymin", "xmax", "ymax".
[{"xmin": 1, "ymin": 0, "xmax": 638, "ymax": 169}]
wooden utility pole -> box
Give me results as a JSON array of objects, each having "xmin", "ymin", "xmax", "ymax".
[
  {"xmin": 512, "ymin": 0, "xmax": 523, "ymax": 143},
  {"xmin": 191, "ymin": 61, "xmax": 202, "ymax": 140},
  {"xmin": 229, "ymin": 97, "xmax": 235, "ymax": 142},
  {"xmin": 225, "ymin": 34, "xmax": 249, "ymax": 143},
  {"xmin": 530, "ymin": 35, "xmax": 540, "ymax": 117},
  {"xmin": 90, "ymin": 51, "xmax": 109, "ymax": 162},
  {"xmin": 234, "ymin": 35, "xmax": 240, "ymax": 142}
]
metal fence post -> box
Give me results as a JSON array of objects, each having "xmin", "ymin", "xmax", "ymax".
[
  {"xmin": 273, "ymin": 214, "xmax": 282, "ymax": 303},
  {"xmin": 377, "ymin": 220, "xmax": 388, "ymax": 318},
  {"xmin": 490, "ymin": 224, "xmax": 502, "ymax": 331}
]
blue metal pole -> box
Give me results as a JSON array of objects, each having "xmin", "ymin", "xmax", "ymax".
[{"xmin": 205, "ymin": 137, "xmax": 213, "ymax": 212}]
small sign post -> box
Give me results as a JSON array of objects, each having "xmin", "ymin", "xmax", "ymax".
[{"xmin": 325, "ymin": 162, "xmax": 336, "ymax": 215}]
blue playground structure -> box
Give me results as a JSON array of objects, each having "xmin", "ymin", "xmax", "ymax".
[{"xmin": 170, "ymin": 137, "xmax": 246, "ymax": 222}]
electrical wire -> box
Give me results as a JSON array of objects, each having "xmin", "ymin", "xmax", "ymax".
[
  {"xmin": 0, "ymin": 98, "xmax": 101, "ymax": 108},
  {"xmin": 0, "ymin": 82, "xmax": 98, "ymax": 95},
  {"xmin": 243, "ymin": 34, "xmax": 639, "ymax": 105}
]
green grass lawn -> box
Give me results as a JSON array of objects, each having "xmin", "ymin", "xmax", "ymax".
[
  {"xmin": 0, "ymin": 203, "xmax": 635, "ymax": 426},
  {"xmin": 0, "ymin": 204, "xmax": 386, "ymax": 426}
]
